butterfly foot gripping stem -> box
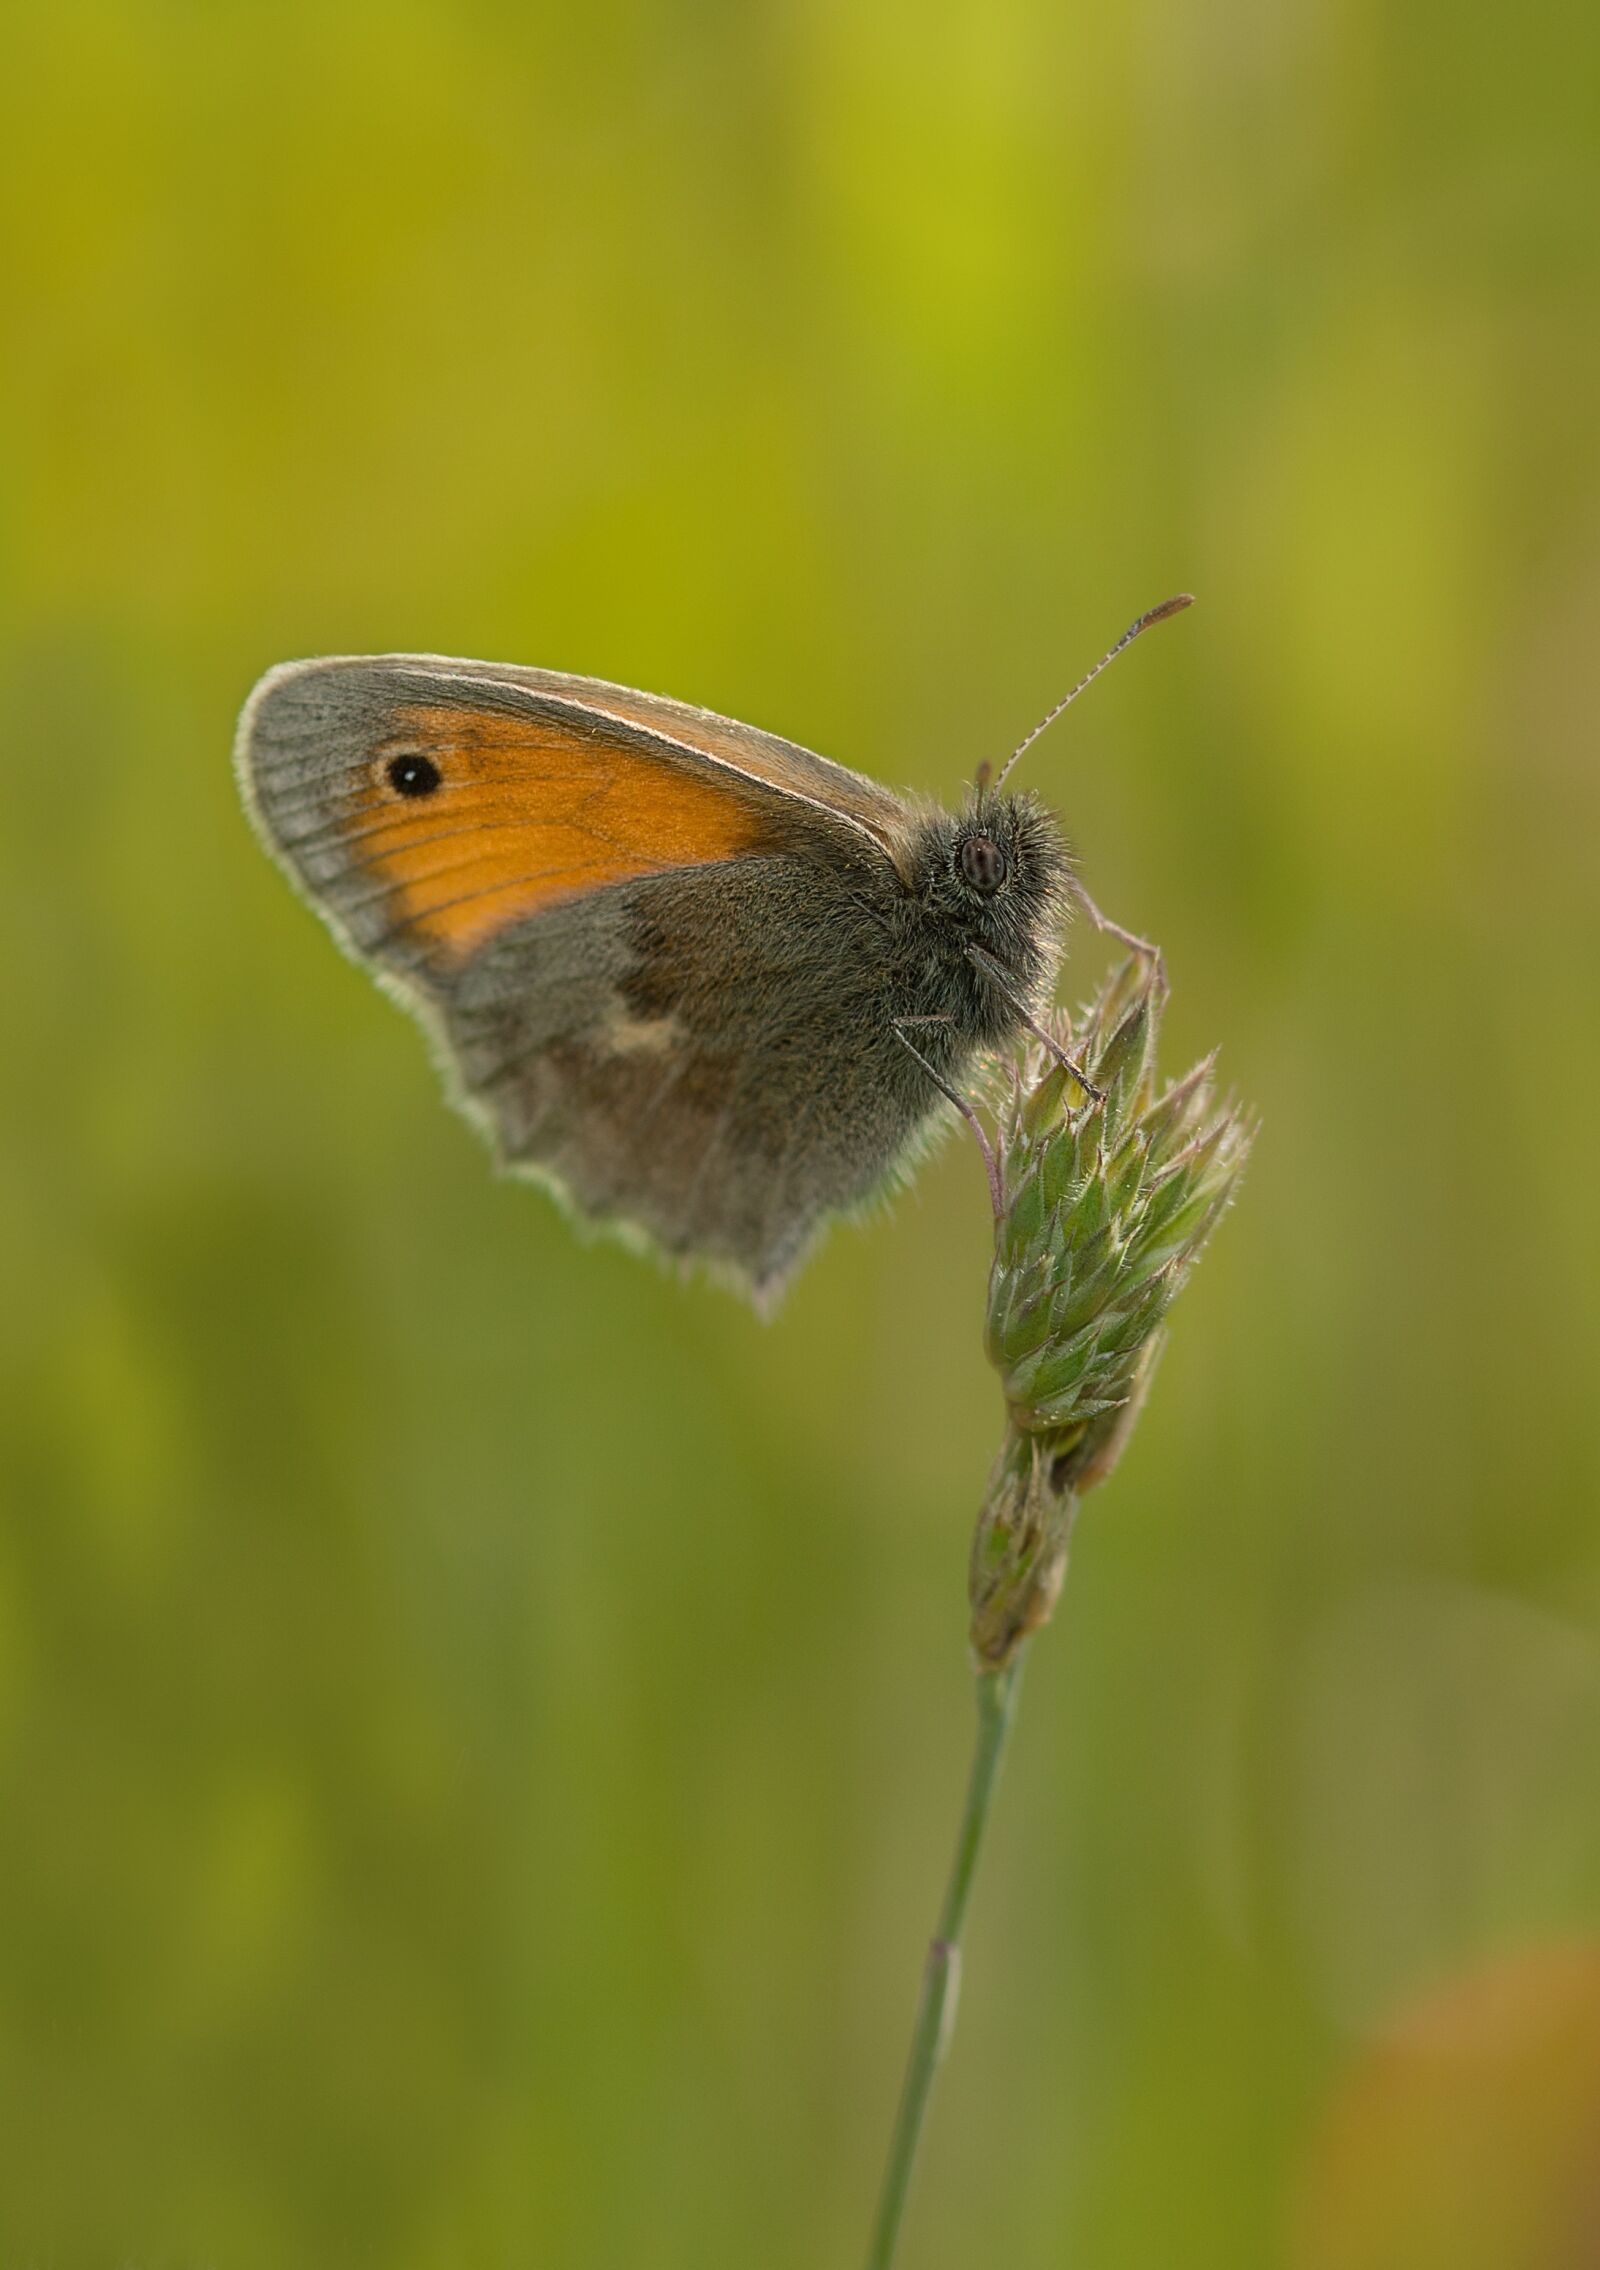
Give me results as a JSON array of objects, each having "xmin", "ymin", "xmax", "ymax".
[
  {"xmin": 1073, "ymin": 882, "xmax": 1168, "ymax": 996},
  {"xmin": 962, "ymin": 946, "xmax": 1106, "ymax": 1106}
]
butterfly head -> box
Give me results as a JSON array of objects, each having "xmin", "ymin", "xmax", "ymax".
[{"xmin": 908, "ymin": 788, "xmax": 1073, "ymax": 1022}]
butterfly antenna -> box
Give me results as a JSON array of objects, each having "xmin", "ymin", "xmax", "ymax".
[{"xmin": 989, "ymin": 593, "xmax": 1194, "ymax": 795}]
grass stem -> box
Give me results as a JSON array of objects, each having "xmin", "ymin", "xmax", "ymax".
[{"xmin": 865, "ymin": 1649, "xmax": 1027, "ymax": 2270}]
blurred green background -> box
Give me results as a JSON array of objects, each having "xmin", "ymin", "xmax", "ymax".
[{"xmin": 4, "ymin": 3, "xmax": 1599, "ymax": 2265}]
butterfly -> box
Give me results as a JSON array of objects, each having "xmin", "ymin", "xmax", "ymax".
[{"xmin": 235, "ymin": 601, "xmax": 1188, "ymax": 1303}]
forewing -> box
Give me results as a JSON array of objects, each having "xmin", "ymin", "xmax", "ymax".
[
  {"xmin": 236, "ymin": 653, "xmax": 926, "ymax": 1294},
  {"xmin": 237, "ymin": 653, "xmax": 914, "ymax": 990}
]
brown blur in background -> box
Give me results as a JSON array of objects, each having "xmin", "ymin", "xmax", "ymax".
[{"xmin": 2, "ymin": 3, "xmax": 1598, "ymax": 2265}]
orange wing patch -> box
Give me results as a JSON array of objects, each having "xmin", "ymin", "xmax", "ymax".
[{"xmin": 341, "ymin": 704, "xmax": 771, "ymax": 961}]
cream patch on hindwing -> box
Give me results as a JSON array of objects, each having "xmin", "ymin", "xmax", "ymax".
[{"xmin": 601, "ymin": 1003, "xmax": 685, "ymax": 1057}]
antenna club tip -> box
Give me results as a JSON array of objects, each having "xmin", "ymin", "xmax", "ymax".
[{"xmin": 992, "ymin": 592, "xmax": 1199, "ymax": 791}]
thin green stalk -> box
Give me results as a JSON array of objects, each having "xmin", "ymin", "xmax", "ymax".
[{"xmin": 865, "ymin": 1649, "xmax": 1027, "ymax": 2270}]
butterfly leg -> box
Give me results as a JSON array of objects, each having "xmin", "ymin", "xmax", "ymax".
[
  {"xmin": 1072, "ymin": 880, "xmax": 1168, "ymax": 993},
  {"xmin": 963, "ymin": 947, "xmax": 1105, "ymax": 1104},
  {"xmin": 893, "ymin": 1021, "xmax": 1004, "ymax": 1219}
]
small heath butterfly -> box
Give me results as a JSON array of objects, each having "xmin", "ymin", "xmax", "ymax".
[{"xmin": 236, "ymin": 600, "xmax": 1189, "ymax": 1301}]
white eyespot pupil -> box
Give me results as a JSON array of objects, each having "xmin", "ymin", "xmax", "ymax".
[{"xmin": 387, "ymin": 753, "xmax": 441, "ymax": 798}]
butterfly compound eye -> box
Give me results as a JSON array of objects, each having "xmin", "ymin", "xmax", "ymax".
[
  {"xmin": 959, "ymin": 833, "xmax": 1007, "ymax": 893},
  {"xmin": 386, "ymin": 752, "xmax": 442, "ymax": 799}
]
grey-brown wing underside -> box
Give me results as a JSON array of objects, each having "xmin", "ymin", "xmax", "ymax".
[{"xmin": 236, "ymin": 655, "xmax": 936, "ymax": 1293}]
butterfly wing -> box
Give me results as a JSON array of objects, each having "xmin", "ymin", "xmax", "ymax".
[
  {"xmin": 238, "ymin": 653, "xmax": 916, "ymax": 971},
  {"xmin": 236, "ymin": 655, "xmax": 936, "ymax": 1293}
]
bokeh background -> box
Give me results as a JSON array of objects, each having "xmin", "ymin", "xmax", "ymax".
[{"xmin": 4, "ymin": 4, "xmax": 1599, "ymax": 2265}]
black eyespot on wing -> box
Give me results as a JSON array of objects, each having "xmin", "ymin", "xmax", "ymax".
[
  {"xmin": 959, "ymin": 833, "xmax": 1007, "ymax": 892},
  {"xmin": 387, "ymin": 752, "xmax": 442, "ymax": 798}
]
